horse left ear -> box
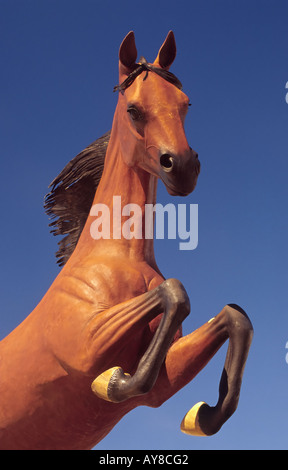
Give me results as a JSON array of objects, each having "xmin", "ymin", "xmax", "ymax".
[
  {"xmin": 154, "ymin": 31, "xmax": 177, "ymax": 70},
  {"xmin": 119, "ymin": 31, "xmax": 138, "ymax": 75}
]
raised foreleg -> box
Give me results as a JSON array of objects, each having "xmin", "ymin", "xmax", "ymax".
[
  {"xmin": 91, "ymin": 278, "xmax": 190, "ymax": 402},
  {"xmin": 143, "ymin": 304, "xmax": 253, "ymax": 435}
]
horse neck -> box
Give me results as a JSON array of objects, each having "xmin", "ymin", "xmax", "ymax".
[{"xmin": 79, "ymin": 108, "xmax": 159, "ymax": 267}]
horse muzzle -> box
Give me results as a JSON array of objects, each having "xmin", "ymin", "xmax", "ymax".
[{"xmin": 159, "ymin": 148, "xmax": 200, "ymax": 196}]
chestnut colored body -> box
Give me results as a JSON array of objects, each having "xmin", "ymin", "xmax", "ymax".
[{"xmin": 0, "ymin": 32, "xmax": 253, "ymax": 450}]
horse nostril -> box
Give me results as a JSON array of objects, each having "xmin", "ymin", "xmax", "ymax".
[{"xmin": 160, "ymin": 154, "xmax": 174, "ymax": 172}]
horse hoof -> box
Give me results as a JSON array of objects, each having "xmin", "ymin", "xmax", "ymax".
[
  {"xmin": 91, "ymin": 367, "xmax": 131, "ymax": 402},
  {"xmin": 91, "ymin": 367, "xmax": 123, "ymax": 402},
  {"xmin": 180, "ymin": 401, "xmax": 209, "ymax": 436}
]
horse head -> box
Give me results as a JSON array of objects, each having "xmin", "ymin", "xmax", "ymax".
[{"xmin": 115, "ymin": 31, "xmax": 200, "ymax": 196}]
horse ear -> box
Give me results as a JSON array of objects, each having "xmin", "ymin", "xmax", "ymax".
[
  {"xmin": 119, "ymin": 31, "xmax": 137, "ymax": 75},
  {"xmin": 154, "ymin": 31, "xmax": 177, "ymax": 70}
]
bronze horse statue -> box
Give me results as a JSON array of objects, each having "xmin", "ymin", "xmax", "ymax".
[{"xmin": 0, "ymin": 31, "xmax": 253, "ymax": 450}]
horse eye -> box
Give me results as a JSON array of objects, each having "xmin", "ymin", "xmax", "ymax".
[{"xmin": 127, "ymin": 106, "xmax": 142, "ymax": 121}]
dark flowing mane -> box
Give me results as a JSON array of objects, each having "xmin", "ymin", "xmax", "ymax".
[{"xmin": 44, "ymin": 131, "xmax": 111, "ymax": 267}]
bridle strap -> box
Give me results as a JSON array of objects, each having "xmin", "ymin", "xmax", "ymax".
[{"xmin": 114, "ymin": 56, "xmax": 183, "ymax": 94}]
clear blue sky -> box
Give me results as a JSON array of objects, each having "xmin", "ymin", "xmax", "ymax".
[{"xmin": 0, "ymin": 0, "xmax": 287, "ymax": 450}]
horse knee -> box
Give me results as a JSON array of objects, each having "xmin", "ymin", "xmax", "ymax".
[
  {"xmin": 161, "ymin": 278, "xmax": 190, "ymax": 320},
  {"xmin": 223, "ymin": 304, "xmax": 253, "ymax": 340}
]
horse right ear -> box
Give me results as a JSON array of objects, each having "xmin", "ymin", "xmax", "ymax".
[
  {"xmin": 154, "ymin": 31, "xmax": 176, "ymax": 70},
  {"xmin": 119, "ymin": 31, "xmax": 138, "ymax": 76}
]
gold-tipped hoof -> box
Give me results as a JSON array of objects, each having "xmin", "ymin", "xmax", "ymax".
[
  {"xmin": 180, "ymin": 401, "xmax": 208, "ymax": 436},
  {"xmin": 91, "ymin": 367, "xmax": 122, "ymax": 402}
]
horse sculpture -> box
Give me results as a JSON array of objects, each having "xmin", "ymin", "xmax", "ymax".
[{"xmin": 0, "ymin": 31, "xmax": 253, "ymax": 450}]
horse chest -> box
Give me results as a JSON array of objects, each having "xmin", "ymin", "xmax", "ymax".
[{"xmin": 67, "ymin": 259, "xmax": 164, "ymax": 307}]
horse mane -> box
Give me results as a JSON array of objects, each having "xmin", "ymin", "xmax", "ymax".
[{"xmin": 44, "ymin": 131, "xmax": 111, "ymax": 267}]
